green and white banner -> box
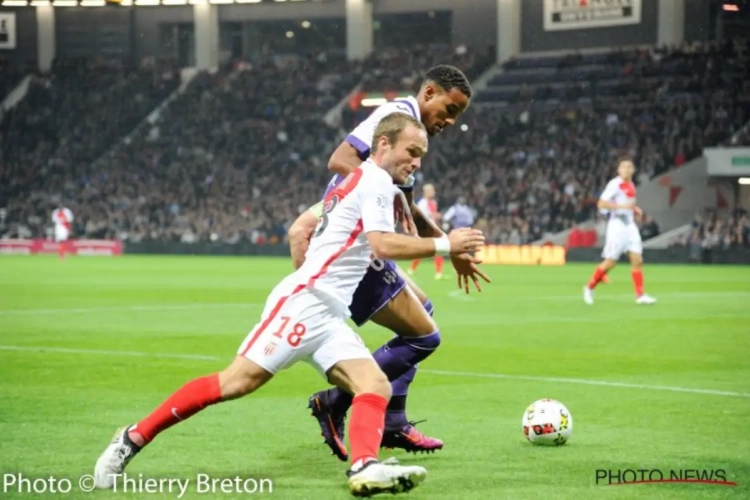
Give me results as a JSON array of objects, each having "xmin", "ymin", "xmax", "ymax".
[{"xmin": 704, "ymin": 148, "xmax": 750, "ymax": 176}]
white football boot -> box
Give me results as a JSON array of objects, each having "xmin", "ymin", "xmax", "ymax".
[
  {"xmin": 94, "ymin": 425, "xmax": 141, "ymax": 489},
  {"xmin": 347, "ymin": 459, "xmax": 427, "ymax": 497},
  {"xmin": 583, "ymin": 286, "xmax": 594, "ymax": 305},
  {"xmin": 636, "ymin": 294, "xmax": 657, "ymax": 305}
]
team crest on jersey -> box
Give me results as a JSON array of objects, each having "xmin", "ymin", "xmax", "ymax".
[
  {"xmin": 263, "ymin": 343, "xmax": 277, "ymax": 356},
  {"xmin": 376, "ymin": 194, "xmax": 389, "ymax": 208}
]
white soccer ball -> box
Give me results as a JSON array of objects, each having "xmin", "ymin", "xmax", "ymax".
[{"xmin": 522, "ymin": 399, "xmax": 573, "ymax": 446}]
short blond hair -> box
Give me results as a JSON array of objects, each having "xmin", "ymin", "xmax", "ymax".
[{"xmin": 371, "ymin": 113, "xmax": 426, "ymax": 154}]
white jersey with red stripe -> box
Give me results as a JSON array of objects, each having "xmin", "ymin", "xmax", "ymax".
[
  {"xmin": 416, "ymin": 197, "xmax": 438, "ymax": 223},
  {"xmin": 52, "ymin": 208, "xmax": 74, "ymax": 231},
  {"xmin": 278, "ymin": 160, "xmax": 398, "ymax": 317},
  {"xmin": 599, "ymin": 176, "xmax": 637, "ymax": 225},
  {"xmin": 599, "ymin": 176, "xmax": 642, "ymax": 259}
]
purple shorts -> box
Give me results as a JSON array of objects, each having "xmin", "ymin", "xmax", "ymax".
[
  {"xmin": 349, "ymin": 259, "xmax": 407, "ymax": 327},
  {"xmin": 323, "ymin": 173, "xmax": 408, "ymax": 326}
]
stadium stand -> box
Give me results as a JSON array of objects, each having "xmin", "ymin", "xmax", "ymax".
[
  {"xmin": 428, "ymin": 39, "xmax": 750, "ymax": 244},
  {"xmin": 2, "ymin": 40, "xmax": 750, "ymax": 246},
  {"xmin": 670, "ymin": 210, "xmax": 750, "ymax": 256},
  {"xmin": 0, "ymin": 58, "xmax": 28, "ymax": 105}
]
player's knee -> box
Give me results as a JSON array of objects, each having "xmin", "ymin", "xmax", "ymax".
[
  {"xmin": 367, "ymin": 371, "xmax": 392, "ymax": 401},
  {"xmin": 219, "ymin": 358, "xmax": 272, "ymax": 400}
]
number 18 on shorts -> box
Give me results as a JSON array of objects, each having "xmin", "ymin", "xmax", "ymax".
[{"xmin": 237, "ymin": 289, "xmax": 372, "ymax": 377}]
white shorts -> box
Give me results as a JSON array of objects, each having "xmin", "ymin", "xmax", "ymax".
[
  {"xmin": 601, "ymin": 219, "xmax": 642, "ymax": 260},
  {"xmin": 55, "ymin": 227, "xmax": 69, "ymax": 242},
  {"xmin": 237, "ymin": 287, "xmax": 372, "ymax": 376}
]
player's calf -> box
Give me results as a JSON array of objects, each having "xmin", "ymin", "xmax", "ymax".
[{"xmin": 94, "ymin": 358, "xmax": 272, "ymax": 488}]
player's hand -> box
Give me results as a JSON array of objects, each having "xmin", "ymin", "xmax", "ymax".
[
  {"xmin": 620, "ymin": 202, "xmax": 637, "ymax": 210},
  {"xmin": 448, "ymin": 228, "xmax": 484, "ymax": 254},
  {"xmin": 633, "ymin": 205, "xmax": 643, "ymax": 217},
  {"xmin": 395, "ymin": 192, "xmax": 418, "ymax": 237},
  {"xmin": 450, "ymin": 253, "xmax": 491, "ymax": 294}
]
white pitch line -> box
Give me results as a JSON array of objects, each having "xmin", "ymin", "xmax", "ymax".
[
  {"xmin": 0, "ymin": 303, "xmax": 260, "ymax": 316},
  {"xmin": 0, "ymin": 345, "xmax": 219, "ymax": 361},
  {"xmin": 1, "ymin": 345, "xmax": 748, "ymax": 399}
]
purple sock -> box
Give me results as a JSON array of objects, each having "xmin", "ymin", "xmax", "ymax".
[
  {"xmin": 375, "ymin": 332, "xmax": 440, "ymax": 428},
  {"xmin": 322, "ymin": 331, "xmax": 441, "ymax": 418},
  {"xmin": 386, "ymin": 365, "xmax": 417, "ymax": 428},
  {"xmin": 323, "ymin": 298, "xmax": 436, "ymax": 420}
]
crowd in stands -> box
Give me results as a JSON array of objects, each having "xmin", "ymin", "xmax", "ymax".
[
  {"xmin": 419, "ymin": 38, "xmax": 750, "ymax": 244},
  {"xmin": 1, "ymin": 39, "xmax": 750, "ymax": 248},
  {"xmin": 0, "ymin": 58, "xmax": 29, "ymax": 117},
  {"xmin": 0, "ymin": 57, "xmax": 180, "ymax": 240},
  {"xmin": 671, "ymin": 210, "xmax": 750, "ymax": 261}
]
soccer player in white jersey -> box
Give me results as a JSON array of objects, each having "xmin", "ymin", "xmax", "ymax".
[
  {"xmin": 93, "ymin": 114, "xmax": 485, "ymax": 497},
  {"xmin": 51, "ymin": 204, "xmax": 74, "ymax": 259},
  {"xmin": 584, "ymin": 157, "xmax": 656, "ymax": 305},
  {"xmin": 288, "ymin": 66, "xmax": 489, "ymax": 460},
  {"xmin": 408, "ymin": 184, "xmax": 444, "ymax": 279}
]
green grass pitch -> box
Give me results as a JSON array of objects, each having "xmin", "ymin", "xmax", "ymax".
[{"xmin": 0, "ymin": 255, "xmax": 749, "ymax": 499}]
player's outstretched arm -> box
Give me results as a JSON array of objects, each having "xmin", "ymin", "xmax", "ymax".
[
  {"xmin": 410, "ymin": 199, "xmax": 491, "ymax": 292},
  {"xmin": 367, "ymin": 229, "xmax": 483, "ymax": 261},
  {"xmin": 328, "ymin": 141, "xmax": 363, "ymax": 178},
  {"xmin": 288, "ymin": 203, "xmax": 323, "ymax": 269}
]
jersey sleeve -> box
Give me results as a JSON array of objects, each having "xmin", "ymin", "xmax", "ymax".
[
  {"xmin": 360, "ymin": 179, "xmax": 396, "ymax": 235},
  {"xmin": 599, "ymin": 180, "xmax": 619, "ymax": 202},
  {"xmin": 346, "ymin": 101, "xmax": 419, "ymax": 160}
]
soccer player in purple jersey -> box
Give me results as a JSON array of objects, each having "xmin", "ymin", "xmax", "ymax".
[{"xmin": 288, "ymin": 65, "xmax": 490, "ymax": 461}]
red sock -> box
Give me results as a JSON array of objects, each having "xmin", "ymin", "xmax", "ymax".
[
  {"xmin": 409, "ymin": 260, "xmax": 420, "ymax": 271},
  {"xmin": 349, "ymin": 393, "xmax": 388, "ymax": 466},
  {"xmin": 587, "ymin": 266, "xmax": 607, "ymax": 289},
  {"xmin": 631, "ymin": 269, "xmax": 644, "ymax": 297},
  {"xmin": 130, "ymin": 374, "xmax": 222, "ymax": 444},
  {"xmin": 434, "ymin": 256, "xmax": 444, "ymax": 274},
  {"xmin": 59, "ymin": 243, "xmax": 65, "ymax": 260}
]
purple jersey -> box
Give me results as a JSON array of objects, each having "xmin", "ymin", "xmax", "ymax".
[
  {"xmin": 322, "ymin": 96, "xmax": 419, "ymax": 200},
  {"xmin": 320, "ymin": 96, "xmax": 421, "ymax": 325}
]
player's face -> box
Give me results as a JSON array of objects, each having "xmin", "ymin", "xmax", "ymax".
[
  {"xmin": 382, "ymin": 125, "xmax": 428, "ymax": 185},
  {"xmin": 618, "ymin": 161, "xmax": 635, "ymax": 180},
  {"xmin": 424, "ymin": 186, "xmax": 435, "ymax": 199},
  {"xmin": 421, "ymin": 86, "xmax": 470, "ymax": 136}
]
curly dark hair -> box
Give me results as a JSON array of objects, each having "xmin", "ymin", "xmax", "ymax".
[{"xmin": 423, "ymin": 65, "xmax": 473, "ymax": 99}]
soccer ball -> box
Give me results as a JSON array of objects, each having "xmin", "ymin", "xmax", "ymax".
[{"xmin": 522, "ymin": 399, "xmax": 573, "ymax": 446}]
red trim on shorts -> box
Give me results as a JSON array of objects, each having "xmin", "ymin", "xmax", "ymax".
[
  {"xmin": 240, "ymin": 220, "xmax": 364, "ymax": 356},
  {"xmin": 241, "ymin": 168, "xmax": 364, "ymax": 356}
]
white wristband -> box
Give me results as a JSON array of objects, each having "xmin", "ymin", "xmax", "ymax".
[{"xmin": 433, "ymin": 235, "xmax": 451, "ymax": 256}]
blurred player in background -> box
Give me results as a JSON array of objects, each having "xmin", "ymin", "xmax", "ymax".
[
  {"xmin": 408, "ymin": 184, "xmax": 444, "ymax": 279},
  {"xmin": 584, "ymin": 157, "xmax": 656, "ymax": 305},
  {"xmin": 94, "ymin": 114, "xmax": 485, "ymax": 496},
  {"xmin": 51, "ymin": 204, "xmax": 73, "ymax": 260},
  {"xmin": 443, "ymin": 196, "xmax": 475, "ymax": 230},
  {"xmin": 288, "ymin": 65, "xmax": 489, "ymax": 461}
]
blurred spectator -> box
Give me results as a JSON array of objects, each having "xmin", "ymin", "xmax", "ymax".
[{"xmin": 638, "ymin": 214, "xmax": 660, "ymax": 240}]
